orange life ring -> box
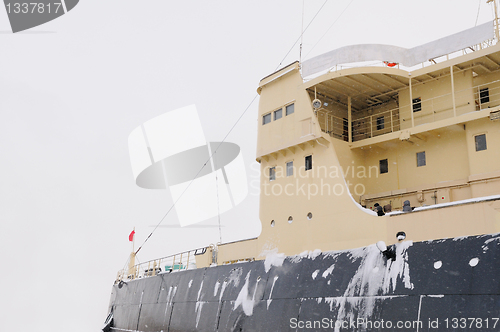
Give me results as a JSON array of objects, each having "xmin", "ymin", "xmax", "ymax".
[{"xmin": 383, "ymin": 61, "xmax": 397, "ymax": 67}]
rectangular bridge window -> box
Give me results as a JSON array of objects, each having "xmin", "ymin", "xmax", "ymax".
[
  {"xmin": 274, "ymin": 108, "xmax": 282, "ymax": 120},
  {"xmin": 286, "ymin": 103, "xmax": 295, "ymax": 116},
  {"xmin": 475, "ymin": 134, "xmax": 487, "ymax": 151},
  {"xmin": 379, "ymin": 159, "xmax": 388, "ymax": 174},
  {"xmin": 263, "ymin": 113, "xmax": 271, "ymax": 125},
  {"xmin": 269, "ymin": 167, "xmax": 276, "ymax": 181},
  {"xmin": 286, "ymin": 161, "xmax": 294, "ymax": 176},
  {"xmin": 376, "ymin": 116, "xmax": 385, "ymax": 130},
  {"xmin": 305, "ymin": 155, "xmax": 312, "ymax": 171},
  {"xmin": 480, "ymin": 88, "xmax": 490, "ymax": 104},
  {"xmin": 412, "ymin": 97, "xmax": 422, "ymax": 112},
  {"xmin": 417, "ymin": 151, "xmax": 426, "ymax": 167}
]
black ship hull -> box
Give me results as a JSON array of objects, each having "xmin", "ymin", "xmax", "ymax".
[{"xmin": 106, "ymin": 233, "xmax": 500, "ymax": 331}]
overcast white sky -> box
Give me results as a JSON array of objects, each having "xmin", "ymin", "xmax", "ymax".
[{"xmin": 0, "ymin": 0, "xmax": 494, "ymax": 330}]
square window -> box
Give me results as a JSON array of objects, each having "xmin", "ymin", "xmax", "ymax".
[
  {"xmin": 269, "ymin": 167, "xmax": 276, "ymax": 181},
  {"xmin": 417, "ymin": 151, "xmax": 426, "ymax": 167},
  {"xmin": 274, "ymin": 108, "xmax": 282, "ymax": 120},
  {"xmin": 480, "ymin": 88, "xmax": 490, "ymax": 104},
  {"xmin": 305, "ymin": 155, "xmax": 312, "ymax": 171},
  {"xmin": 475, "ymin": 134, "xmax": 487, "ymax": 151},
  {"xmin": 286, "ymin": 103, "xmax": 295, "ymax": 116},
  {"xmin": 286, "ymin": 161, "xmax": 293, "ymax": 176},
  {"xmin": 376, "ymin": 116, "xmax": 385, "ymax": 130},
  {"xmin": 379, "ymin": 159, "xmax": 388, "ymax": 174},
  {"xmin": 412, "ymin": 97, "xmax": 422, "ymax": 112},
  {"xmin": 263, "ymin": 113, "xmax": 271, "ymax": 125}
]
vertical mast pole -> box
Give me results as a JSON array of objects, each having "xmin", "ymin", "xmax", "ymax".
[{"xmin": 299, "ymin": 0, "xmax": 305, "ymax": 67}]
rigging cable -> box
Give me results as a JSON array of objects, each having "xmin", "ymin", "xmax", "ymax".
[
  {"xmin": 304, "ymin": 0, "xmax": 356, "ymax": 59},
  {"xmin": 133, "ymin": 1, "xmax": 333, "ymax": 255},
  {"xmin": 299, "ymin": 0, "xmax": 305, "ymax": 65},
  {"xmin": 475, "ymin": 0, "xmax": 481, "ymax": 26},
  {"xmin": 134, "ymin": 95, "xmax": 258, "ymax": 255},
  {"xmin": 215, "ymin": 151, "xmax": 222, "ymax": 244},
  {"xmin": 276, "ymin": 0, "xmax": 329, "ymax": 70}
]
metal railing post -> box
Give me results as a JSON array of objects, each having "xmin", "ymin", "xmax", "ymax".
[
  {"xmin": 370, "ymin": 115, "xmax": 373, "ymax": 137},
  {"xmin": 450, "ymin": 65, "xmax": 457, "ymax": 117},
  {"xmin": 409, "ymin": 74, "xmax": 415, "ymax": 128},
  {"xmin": 390, "ymin": 109, "xmax": 394, "ymax": 132}
]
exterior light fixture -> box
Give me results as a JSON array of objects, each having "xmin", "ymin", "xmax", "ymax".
[{"xmin": 376, "ymin": 240, "xmax": 396, "ymax": 261}]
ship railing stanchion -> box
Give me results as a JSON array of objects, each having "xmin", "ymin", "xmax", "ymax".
[
  {"xmin": 390, "ymin": 109, "xmax": 394, "ymax": 133},
  {"xmin": 409, "ymin": 73, "xmax": 415, "ymax": 127},
  {"xmin": 451, "ymin": 65, "xmax": 457, "ymax": 117},
  {"xmin": 370, "ymin": 115, "xmax": 373, "ymax": 138}
]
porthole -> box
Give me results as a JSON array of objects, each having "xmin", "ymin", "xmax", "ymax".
[
  {"xmin": 270, "ymin": 220, "xmax": 275, "ymax": 227},
  {"xmin": 469, "ymin": 258, "xmax": 479, "ymax": 267},
  {"xmin": 307, "ymin": 212, "xmax": 313, "ymax": 220},
  {"xmin": 288, "ymin": 216, "xmax": 293, "ymax": 224}
]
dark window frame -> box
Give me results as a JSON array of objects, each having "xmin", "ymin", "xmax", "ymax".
[
  {"xmin": 274, "ymin": 108, "xmax": 282, "ymax": 120},
  {"xmin": 412, "ymin": 97, "xmax": 422, "ymax": 112},
  {"xmin": 379, "ymin": 159, "xmax": 388, "ymax": 174},
  {"xmin": 475, "ymin": 134, "xmax": 487, "ymax": 151},
  {"xmin": 416, "ymin": 151, "xmax": 426, "ymax": 167},
  {"xmin": 285, "ymin": 103, "xmax": 295, "ymax": 116},
  {"xmin": 480, "ymin": 88, "xmax": 490, "ymax": 104},
  {"xmin": 305, "ymin": 155, "xmax": 312, "ymax": 171},
  {"xmin": 269, "ymin": 167, "xmax": 276, "ymax": 181},
  {"xmin": 376, "ymin": 116, "xmax": 385, "ymax": 130},
  {"xmin": 262, "ymin": 113, "xmax": 271, "ymax": 125},
  {"xmin": 286, "ymin": 161, "xmax": 294, "ymax": 177}
]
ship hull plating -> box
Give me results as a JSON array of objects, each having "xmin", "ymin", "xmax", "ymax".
[{"xmin": 107, "ymin": 234, "xmax": 500, "ymax": 331}]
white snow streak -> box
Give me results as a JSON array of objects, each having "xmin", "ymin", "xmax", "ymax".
[
  {"xmin": 267, "ymin": 276, "xmax": 279, "ymax": 309},
  {"xmin": 322, "ymin": 264, "xmax": 335, "ymax": 278},
  {"xmin": 327, "ymin": 241, "xmax": 414, "ymax": 332},
  {"xmin": 213, "ymin": 280, "xmax": 220, "ymax": 296},
  {"xmin": 264, "ymin": 249, "xmax": 286, "ymax": 273},
  {"xmin": 234, "ymin": 271, "xmax": 260, "ymax": 316}
]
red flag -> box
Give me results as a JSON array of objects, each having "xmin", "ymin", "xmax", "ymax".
[{"xmin": 129, "ymin": 230, "xmax": 135, "ymax": 242}]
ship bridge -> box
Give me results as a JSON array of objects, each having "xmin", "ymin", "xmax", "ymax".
[
  {"xmin": 297, "ymin": 29, "xmax": 500, "ymax": 211},
  {"xmin": 304, "ymin": 43, "xmax": 500, "ymax": 146}
]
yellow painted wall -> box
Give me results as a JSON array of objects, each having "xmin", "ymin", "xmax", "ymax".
[
  {"xmin": 399, "ymin": 69, "xmax": 475, "ymax": 129},
  {"xmin": 257, "ymin": 65, "xmax": 322, "ymax": 159},
  {"xmin": 473, "ymin": 71, "xmax": 500, "ymax": 109},
  {"xmin": 360, "ymin": 128, "xmax": 470, "ymax": 196},
  {"xmin": 466, "ymin": 118, "xmax": 500, "ymax": 176}
]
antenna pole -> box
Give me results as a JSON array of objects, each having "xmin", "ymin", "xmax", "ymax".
[{"xmin": 299, "ymin": 0, "xmax": 305, "ymax": 67}]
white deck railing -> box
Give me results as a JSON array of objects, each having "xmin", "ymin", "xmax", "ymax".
[
  {"xmin": 115, "ymin": 246, "xmax": 207, "ymax": 282},
  {"xmin": 316, "ymin": 80, "xmax": 500, "ymax": 142}
]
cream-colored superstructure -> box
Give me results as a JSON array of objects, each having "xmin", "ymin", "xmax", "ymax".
[{"xmin": 196, "ymin": 27, "xmax": 500, "ymax": 268}]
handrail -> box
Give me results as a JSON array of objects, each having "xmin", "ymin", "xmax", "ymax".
[
  {"xmin": 316, "ymin": 80, "xmax": 500, "ymax": 142},
  {"xmin": 115, "ymin": 246, "xmax": 208, "ymax": 283}
]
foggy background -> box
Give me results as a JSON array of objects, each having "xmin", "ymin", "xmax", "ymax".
[{"xmin": 0, "ymin": 0, "xmax": 493, "ymax": 330}]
